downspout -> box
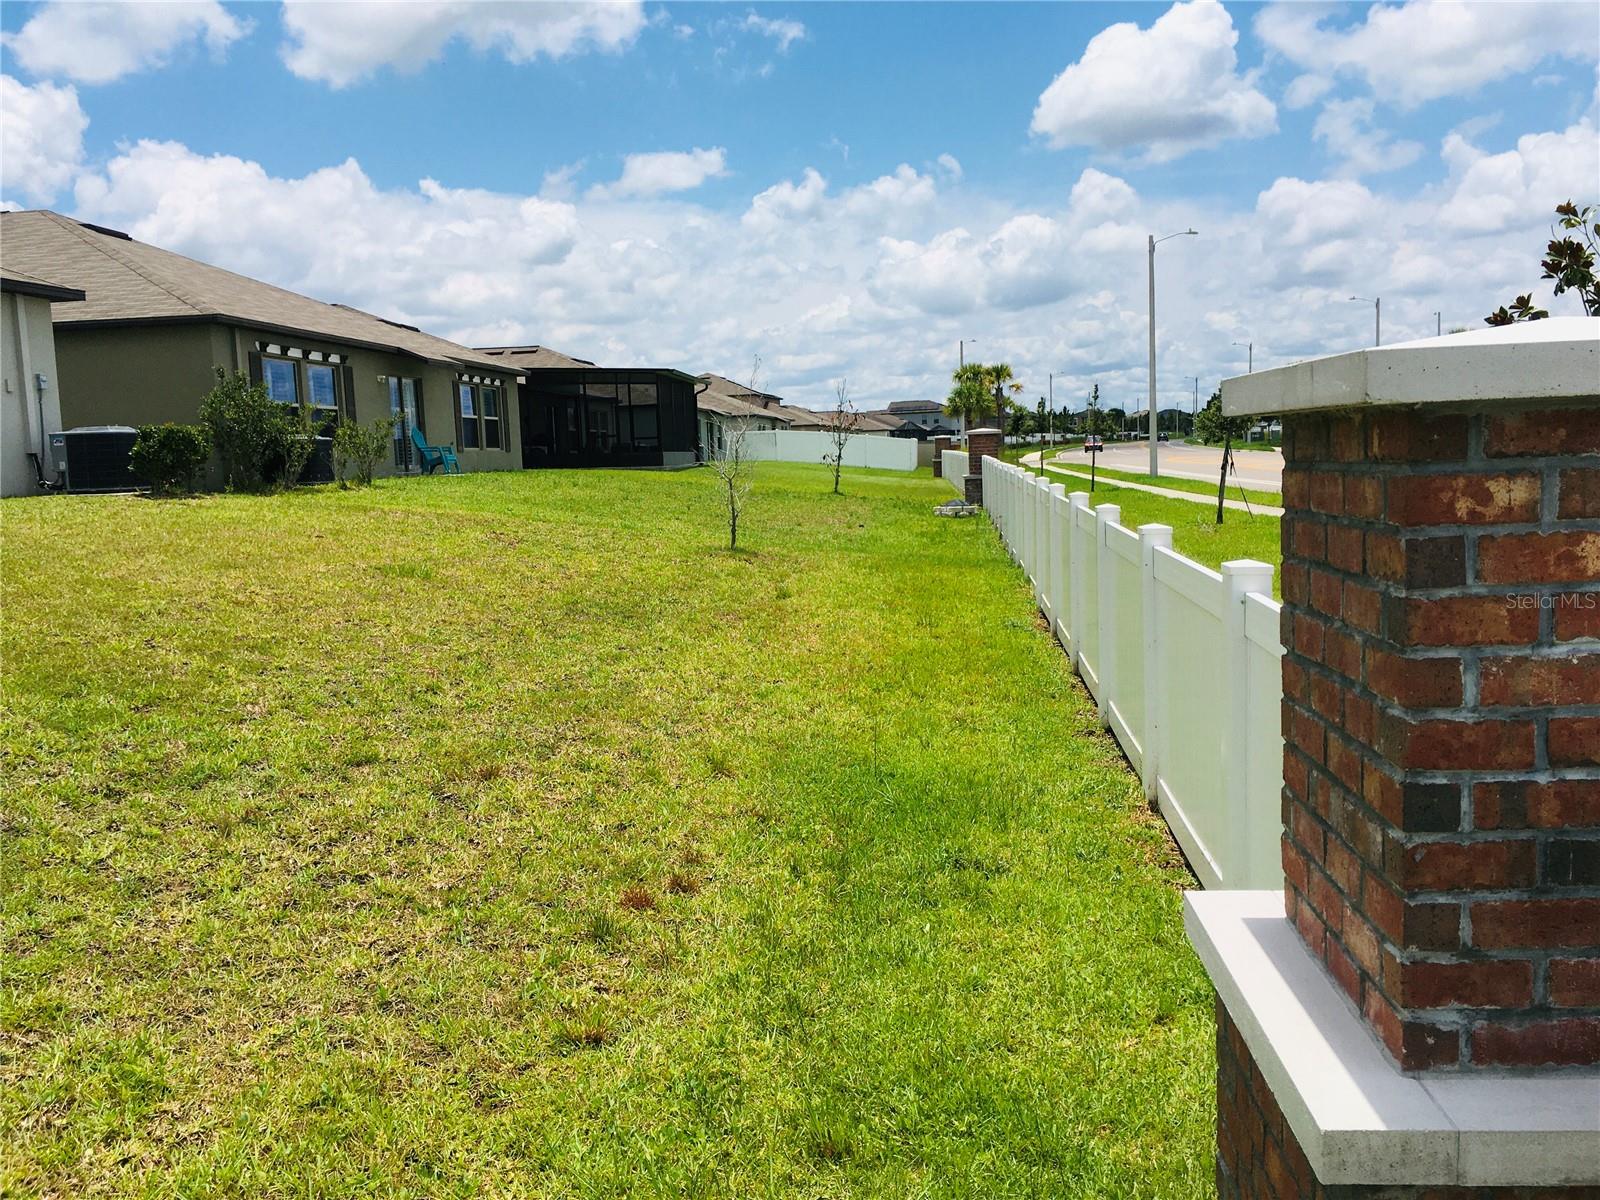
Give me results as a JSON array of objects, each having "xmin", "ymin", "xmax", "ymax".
[
  {"xmin": 12, "ymin": 294, "xmax": 62, "ymax": 490},
  {"xmin": 694, "ymin": 380, "xmax": 710, "ymax": 463}
]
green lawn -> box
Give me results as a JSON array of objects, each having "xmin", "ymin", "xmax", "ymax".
[{"xmin": 3, "ymin": 464, "xmax": 1214, "ymax": 1198}]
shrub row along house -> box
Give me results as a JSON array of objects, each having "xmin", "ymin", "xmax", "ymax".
[{"xmin": 0, "ymin": 211, "xmax": 931, "ymax": 496}]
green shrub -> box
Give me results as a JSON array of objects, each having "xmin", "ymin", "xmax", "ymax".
[
  {"xmin": 277, "ymin": 398, "xmax": 331, "ymax": 488},
  {"xmin": 196, "ymin": 367, "xmax": 330, "ymax": 491},
  {"xmin": 129, "ymin": 423, "xmax": 211, "ymax": 495},
  {"xmin": 333, "ymin": 416, "xmax": 394, "ymax": 487}
]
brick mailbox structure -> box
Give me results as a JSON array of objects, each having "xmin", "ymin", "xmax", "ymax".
[
  {"xmin": 932, "ymin": 435, "xmax": 952, "ymax": 479},
  {"xmin": 965, "ymin": 427, "xmax": 1002, "ymax": 506},
  {"xmin": 1185, "ymin": 318, "xmax": 1600, "ymax": 1198}
]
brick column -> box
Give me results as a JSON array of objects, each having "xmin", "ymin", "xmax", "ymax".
[
  {"xmin": 1278, "ymin": 401, "xmax": 1600, "ymax": 1071},
  {"xmin": 965, "ymin": 427, "xmax": 1002, "ymax": 506},
  {"xmin": 932, "ymin": 434, "xmax": 951, "ymax": 479}
]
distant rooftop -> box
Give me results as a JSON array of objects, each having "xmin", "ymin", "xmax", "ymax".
[
  {"xmin": 1223, "ymin": 316, "xmax": 1600, "ymax": 417},
  {"xmin": 475, "ymin": 345, "xmax": 597, "ymax": 369}
]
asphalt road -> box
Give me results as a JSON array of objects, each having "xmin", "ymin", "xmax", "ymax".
[{"xmin": 1048, "ymin": 440, "xmax": 1283, "ymax": 491}]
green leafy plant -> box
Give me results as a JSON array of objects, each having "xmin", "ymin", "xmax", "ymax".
[
  {"xmin": 944, "ymin": 362, "xmax": 1023, "ymax": 429},
  {"xmin": 197, "ymin": 367, "xmax": 331, "ymax": 491},
  {"xmin": 1192, "ymin": 389, "xmax": 1251, "ymax": 446},
  {"xmin": 1485, "ymin": 198, "xmax": 1598, "ymax": 325},
  {"xmin": 129, "ymin": 423, "xmax": 210, "ymax": 496},
  {"xmin": 277, "ymin": 399, "xmax": 332, "ymax": 488},
  {"xmin": 333, "ymin": 416, "xmax": 393, "ymax": 487},
  {"xmin": 198, "ymin": 368, "xmax": 286, "ymax": 491}
]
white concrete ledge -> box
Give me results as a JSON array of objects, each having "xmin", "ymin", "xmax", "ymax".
[
  {"xmin": 1185, "ymin": 890, "xmax": 1600, "ymax": 1187},
  {"xmin": 1222, "ymin": 316, "xmax": 1600, "ymax": 417}
]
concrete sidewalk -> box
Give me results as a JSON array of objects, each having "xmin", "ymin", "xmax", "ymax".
[{"xmin": 1018, "ymin": 454, "xmax": 1284, "ymax": 516}]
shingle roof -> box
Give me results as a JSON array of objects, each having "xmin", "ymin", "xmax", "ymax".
[
  {"xmin": 1, "ymin": 264, "xmax": 87, "ymax": 302},
  {"xmin": 0, "ymin": 210, "xmax": 505, "ymax": 372},
  {"xmin": 475, "ymin": 345, "xmax": 597, "ymax": 369},
  {"xmin": 697, "ymin": 389, "xmax": 792, "ymax": 421},
  {"xmin": 886, "ymin": 399, "xmax": 945, "ymax": 414},
  {"xmin": 696, "ymin": 372, "xmax": 783, "ymax": 404}
]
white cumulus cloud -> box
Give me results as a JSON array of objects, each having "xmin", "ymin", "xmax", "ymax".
[
  {"xmin": 740, "ymin": 13, "xmax": 806, "ymax": 52},
  {"xmin": 280, "ymin": 0, "xmax": 646, "ymax": 88},
  {"xmin": 1031, "ymin": 0, "xmax": 1276, "ymax": 162},
  {"xmin": 1313, "ymin": 98, "xmax": 1423, "ymax": 176},
  {"xmin": 0, "ymin": 75, "xmax": 87, "ymax": 206},
  {"xmin": 1256, "ymin": 0, "xmax": 1599, "ymax": 108},
  {"xmin": 1439, "ymin": 119, "xmax": 1600, "ymax": 235},
  {"xmin": 1, "ymin": 0, "xmax": 249, "ymax": 85},
  {"xmin": 589, "ymin": 147, "xmax": 729, "ymax": 200}
]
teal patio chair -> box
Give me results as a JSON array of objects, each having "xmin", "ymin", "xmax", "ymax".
[{"xmin": 411, "ymin": 426, "xmax": 461, "ymax": 475}]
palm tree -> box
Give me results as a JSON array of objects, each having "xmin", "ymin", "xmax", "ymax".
[{"xmin": 944, "ymin": 361, "xmax": 1023, "ymax": 430}]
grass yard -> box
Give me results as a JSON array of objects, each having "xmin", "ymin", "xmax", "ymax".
[{"xmin": 3, "ymin": 464, "xmax": 1214, "ymax": 1198}]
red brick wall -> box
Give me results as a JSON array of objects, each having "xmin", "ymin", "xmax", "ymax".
[
  {"xmin": 1215, "ymin": 1001, "xmax": 1598, "ymax": 1199},
  {"xmin": 1278, "ymin": 402, "xmax": 1600, "ymax": 1071},
  {"xmin": 967, "ymin": 428, "xmax": 1002, "ymax": 462},
  {"xmin": 932, "ymin": 435, "xmax": 951, "ymax": 478},
  {"xmin": 964, "ymin": 429, "xmax": 1001, "ymax": 506}
]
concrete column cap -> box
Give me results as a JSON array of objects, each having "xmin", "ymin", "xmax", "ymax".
[{"xmin": 1222, "ymin": 316, "xmax": 1599, "ymax": 418}]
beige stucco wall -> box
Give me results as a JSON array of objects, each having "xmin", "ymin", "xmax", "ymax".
[
  {"xmin": 55, "ymin": 323, "xmax": 225, "ymax": 430},
  {"xmin": 51, "ymin": 320, "xmax": 520, "ymax": 479},
  {"xmin": 2, "ymin": 291, "xmax": 67, "ymax": 497}
]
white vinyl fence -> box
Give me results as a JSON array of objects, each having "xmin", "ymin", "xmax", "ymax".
[
  {"xmin": 744, "ymin": 430, "xmax": 918, "ymax": 471},
  {"xmin": 981, "ymin": 456, "xmax": 1284, "ymax": 889},
  {"xmin": 941, "ymin": 449, "xmax": 969, "ymax": 486}
]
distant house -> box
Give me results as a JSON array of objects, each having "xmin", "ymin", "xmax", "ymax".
[
  {"xmin": 476, "ymin": 345, "xmax": 699, "ymax": 468},
  {"xmin": 694, "ymin": 376, "xmax": 791, "ymax": 458},
  {"xmin": 697, "ymin": 372, "xmax": 902, "ymax": 440},
  {"xmin": 0, "ymin": 210, "xmax": 520, "ymax": 480},
  {"xmin": 2, "ymin": 266, "xmax": 86, "ymax": 497},
  {"xmin": 867, "ymin": 399, "xmax": 963, "ymax": 439}
]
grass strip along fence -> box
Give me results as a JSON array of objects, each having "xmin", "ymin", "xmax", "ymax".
[{"xmin": 954, "ymin": 456, "xmax": 1286, "ymax": 890}]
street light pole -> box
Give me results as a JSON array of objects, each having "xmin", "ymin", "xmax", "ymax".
[
  {"xmin": 1148, "ymin": 227, "xmax": 1198, "ymax": 477},
  {"xmin": 1434, "ymin": 311, "xmax": 1442, "ymax": 337},
  {"xmin": 1232, "ymin": 340, "xmax": 1253, "ymax": 373},
  {"xmin": 960, "ymin": 338, "xmax": 977, "ymax": 369}
]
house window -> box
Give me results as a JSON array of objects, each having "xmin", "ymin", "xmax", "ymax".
[
  {"xmin": 263, "ymin": 357, "xmax": 299, "ymax": 405},
  {"xmin": 306, "ymin": 363, "xmax": 339, "ymax": 412},
  {"xmin": 458, "ymin": 383, "xmax": 479, "ymax": 448},
  {"xmin": 481, "ymin": 386, "xmax": 502, "ymax": 449}
]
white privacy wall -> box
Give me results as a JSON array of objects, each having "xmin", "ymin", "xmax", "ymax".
[
  {"xmin": 982, "ymin": 456, "xmax": 1284, "ymax": 890},
  {"xmin": 941, "ymin": 449, "xmax": 969, "ymax": 490},
  {"xmin": 744, "ymin": 430, "xmax": 918, "ymax": 471}
]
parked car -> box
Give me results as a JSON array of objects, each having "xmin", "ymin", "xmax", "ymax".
[
  {"xmin": 1157, "ymin": 432, "xmax": 1170, "ymax": 442},
  {"xmin": 1083, "ymin": 436, "xmax": 1103, "ymax": 452}
]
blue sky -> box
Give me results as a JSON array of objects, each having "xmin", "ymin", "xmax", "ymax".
[{"xmin": 3, "ymin": 1, "xmax": 1597, "ymax": 410}]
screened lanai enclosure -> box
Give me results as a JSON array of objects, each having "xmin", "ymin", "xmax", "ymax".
[{"xmin": 517, "ymin": 368, "xmax": 699, "ymax": 468}]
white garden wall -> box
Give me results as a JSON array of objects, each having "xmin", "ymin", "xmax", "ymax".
[
  {"xmin": 744, "ymin": 430, "xmax": 918, "ymax": 471},
  {"xmin": 983, "ymin": 456, "xmax": 1283, "ymax": 890},
  {"xmin": 941, "ymin": 449, "xmax": 969, "ymax": 488}
]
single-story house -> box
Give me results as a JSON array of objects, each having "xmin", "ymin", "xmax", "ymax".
[
  {"xmin": 869, "ymin": 399, "xmax": 963, "ymax": 439},
  {"xmin": 475, "ymin": 345, "xmax": 699, "ymax": 468},
  {"xmin": 695, "ymin": 372, "xmax": 901, "ymax": 438},
  {"xmin": 0, "ymin": 210, "xmax": 521, "ymax": 481},
  {"xmin": 2, "ymin": 266, "xmax": 86, "ymax": 497},
  {"xmin": 700, "ymin": 374, "xmax": 800, "ymax": 457}
]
